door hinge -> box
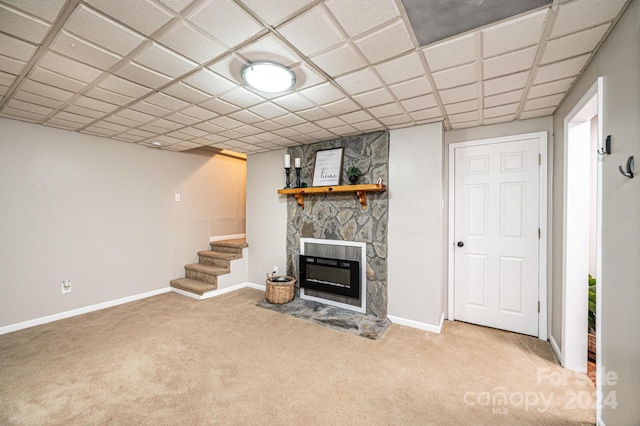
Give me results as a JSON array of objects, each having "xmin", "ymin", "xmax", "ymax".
[
  {"xmin": 539, "ymin": 154, "xmax": 541, "ymax": 165},
  {"xmin": 538, "ymin": 301, "xmax": 541, "ymax": 313}
]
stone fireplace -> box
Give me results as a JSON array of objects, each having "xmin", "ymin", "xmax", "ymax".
[{"xmin": 285, "ymin": 131, "xmax": 389, "ymax": 318}]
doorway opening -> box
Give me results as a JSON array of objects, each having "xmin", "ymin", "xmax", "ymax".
[{"xmin": 561, "ymin": 78, "xmax": 603, "ymax": 390}]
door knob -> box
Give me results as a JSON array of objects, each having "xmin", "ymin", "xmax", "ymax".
[{"xmin": 457, "ymin": 241, "xmax": 464, "ymax": 247}]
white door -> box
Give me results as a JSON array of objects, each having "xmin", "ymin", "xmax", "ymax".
[{"xmin": 453, "ymin": 137, "xmax": 540, "ymax": 336}]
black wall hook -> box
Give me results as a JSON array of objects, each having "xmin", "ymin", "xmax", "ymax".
[
  {"xmin": 598, "ymin": 135, "xmax": 612, "ymax": 155},
  {"xmin": 619, "ymin": 156, "xmax": 634, "ymax": 178}
]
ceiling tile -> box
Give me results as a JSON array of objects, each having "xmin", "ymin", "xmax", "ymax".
[
  {"xmin": 340, "ymin": 110, "xmax": 373, "ymax": 124},
  {"xmin": 352, "ymin": 120, "xmax": 383, "ymax": 132},
  {"xmin": 484, "ymin": 103, "xmax": 518, "ymax": 119},
  {"xmin": 54, "ymin": 110, "xmax": 95, "ymax": 124},
  {"xmin": 39, "ymin": 51, "xmax": 103, "ymax": 84},
  {"xmin": 193, "ymin": 121, "xmax": 225, "ymax": 133},
  {"xmin": 523, "ymin": 93, "xmax": 564, "ymax": 111},
  {"xmin": 146, "ymin": 92, "xmax": 190, "ymax": 110},
  {"xmin": 2, "ymin": 107, "xmax": 45, "ymax": 121},
  {"xmin": 321, "ymin": 98, "xmax": 359, "ymax": 115},
  {"xmin": 65, "ymin": 5, "xmax": 145, "ymax": 56},
  {"xmin": 374, "ymin": 52, "xmax": 425, "ymax": 85},
  {"xmin": 134, "ymin": 43, "xmax": 197, "ymax": 77},
  {"xmin": 483, "ymin": 71, "xmax": 529, "ymax": 96},
  {"xmin": 325, "ymin": 0, "xmax": 400, "ymax": 38},
  {"xmin": 148, "ymin": 117, "xmax": 183, "ymax": 130},
  {"xmin": 449, "ymin": 110, "xmax": 479, "ymax": 124},
  {"xmin": 65, "ymin": 104, "xmax": 105, "ymax": 119},
  {"xmin": 29, "ymin": 67, "xmax": 88, "ymax": 92},
  {"xmin": 423, "ymin": 33, "xmax": 477, "ymax": 72},
  {"xmin": 483, "ymin": 46, "xmax": 537, "ymax": 79},
  {"xmin": 451, "ymin": 120, "xmax": 481, "ymax": 129},
  {"xmin": 240, "ymin": 0, "xmax": 315, "ymax": 26},
  {"xmin": 409, "ymin": 106, "xmax": 442, "ymax": 122},
  {"xmin": 116, "ymin": 108, "xmax": 155, "ymax": 123},
  {"xmin": 541, "ymin": 24, "xmax": 609, "ymax": 65},
  {"xmin": 155, "ymin": 0, "xmax": 192, "ymax": 13},
  {"xmin": 309, "ymin": 43, "xmax": 366, "ymax": 77},
  {"xmin": 352, "ymin": 88, "xmax": 394, "ymax": 108},
  {"xmin": 180, "ymin": 126, "xmax": 209, "ymax": 138},
  {"xmin": 0, "ymin": 70, "xmax": 17, "ymax": 87},
  {"xmin": 183, "ymin": 69, "xmax": 236, "ymax": 96},
  {"xmin": 116, "ymin": 61, "xmax": 172, "ymax": 88},
  {"xmin": 159, "ymin": 22, "xmax": 227, "ymax": 64},
  {"xmin": 388, "ymin": 76, "xmax": 432, "ymax": 100},
  {"xmin": 368, "ymin": 102, "xmax": 403, "ymax": 118},
  {"xmin": 0, "ymin": 4, "xmax": 50, "ymax": 44},
  {"xmin": 105, "ymin": 113, "xmax": 144, "ymax": 127},
  {"xmin": 129, "ymin": 100, "xmax": 171, "ymax": 117},
  {"xmin": 278, "ymin": 5, "xmax": 344, "ymax": 57},
  {"xmin": 439, "ymin": 83, "xmax": 479, "ymax": 104},
  {"xmin": 297, "ymin": 107, "xmax": 331, "ymax": 121},
  {"xmin": 89, "ymin": 120, "xmax": 129, "ymax": 133},
  {"xmin": 519, "ymin": 106, "xmax": 556, "ymax": 120},
  {"xmin": 50, "ymin": 31, "xmax": 122, "ymax": 71},
  {"xmin": 73, "ymin": 95, "xmax": 118, "ymax": 113},
  {"xmin": 482, "ymin": 9, "xmax": 547, "ymax": 58},
  {"xmin": 237, "ymin": 33, "xmax": 301, "ymax": 67},
  {"xmin": 229, "ymin": 109, "xmax": 263, "ymax": 124},
  {"xmin": 533, "ymin": 54, "xmax": 590, "ymax": 84},
  {"xmin": 272, "ymin": 113, "xmax": 305, "ymax": 127},
  {"xmin": 188, "ymin": 0, "xmax": 263, "ymax": 48},
  {"xmin": 288, "ymin": 62, "xmax": 326, "ymax": 91},
  {"xmin": 354, "ymin": 20, "xmax": 414, "ymax": 64},
  {"xmin": 248, "ymin": 102, "xmax": 288, "ymax": 119},
  {"xmin": 13, "ymin": 90, "xmax": 64, "ymax": 109},
  {"xmin": 218, "ymin": 86, "xmax": 265, "ymax": 108},
  {"xmin": 291, "ymin": 122, "xmax": 322, "ymax": 134},
  {"xmin": 198, "ymin": 97, "xmax": 239, "ymax": 115},
  {"xmin": 444, "ymin": 99, "xmax": 479, "ymax": 115},
  {"xmin": 84, "ymin": 0, "xmax": 174, "ymax": 36},
  {"xmin": 210, "ymin": 115, "xmax": 243, "ymax": 129},
  {"xmin": 379, "ymin": 114, "xmax": 411, "ymax": 127},
  {"xmin": 528, "ymin": 77, "xmax": 575, "ymax": 99},
  {"xmin": 84, "ymin": 86, "xmax": 133, "ymax": 105},
  {"xmin": 20, "ymin": 79, "xmax": 75, "ymax": 102},
  {"xmin": 162, "ymin": 82, "xmax": 210, "ymax": 103},
  {"xmin": 483, "ymin": 114, "xmax": 516, "ymax": 125},
  {"xmin": 550, "ymin": 0, "xmax": 627, "ymax": 39},
  {"xmin": 335, "ymin": 67, "xmax": 383, "ymax": 95},
  {"xmin": 180, "ymin": 105, "xmax": 217, "ymax": 121},
  {"xmin": 299, "ymin": 82, "xmax": 345, "ymax": 105},
  {"xmin": 43, "ymin": 116, "xmax": 83, "ymax": 128},
  {"xmin": 0, "ymin": 33, "xmax": 37, "ymax": 62},
  {"xmin": 271, "ymin": 92, "xmax": 315, "ymax": 111},
  {"xmin": 0, "ymin": 55, "xmax": 26, "ymax": 75},
  {"xmin": 315, "ymin": 116, "xmax": 346, "ymax": 129},
  {"xmin": 252, "ymin": 120, "xmax": 283, "ymax": 131},
  {"xmin": 164, "ymin": 112, "xmax": 199, "ymax": 125},
  {"xmin": 484, "ymin": 90, "xmax": 523, "ymax": 108},
  {"xmin": 98, "ymin": 74, "xmax": 150, "ymax": 98},
  {"xmin": 2, "ymin": 0, "xmax": 66, "ymax": 22},
  {"xmin": 432, "ymin": 63, "xmax": 477, "ymax": 90},
  {"xmin": 7, "ymin": 98, "xmax": 53, "ymax": 116},
  {"xmin": 400, "ymin": 94, "xmax": 438, "ymax": 112}
]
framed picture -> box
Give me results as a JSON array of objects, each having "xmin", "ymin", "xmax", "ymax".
[{"xmin": 312, "ymin": 147, "xmax": 343, "ymax": 186}]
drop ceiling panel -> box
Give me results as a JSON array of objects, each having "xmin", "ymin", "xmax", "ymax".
[
  {"xmin": 484, "ymin": 90, "xmax": 523, "ymax": 108},
  {"xmin": 483, "ymin": 47, "xmax": 537, "ymax": 80},
  {"xmin": 129, "ymin": 101, "xmax": 171, "ymax": 117},
  {"xmin": 65, "ymin": 6, "xmax": 146, "ymax": 56},
  {"xmin": 401, "ymin": 94, "xmax": 438, "ymax": 112},
  {"xmin": 444, "ymin": 99, "xmax": 479, "ymax": 115},
  {"xmin": 158, "ymin": 22, "xmax": 227, "ymax": 63},
  {"xmin": 0, "ymin": 4, "xmax": 51, "ymax": 44},
  {"xmin": 50, "ymin": 31, "xmax": 123, "ymax": 71},
  {"xmin": 484, "ymin": 103, "xmax": 518, "ymax": 119},
  {"xmin": 297, "ymin": 106, "xmax": 331, "ymax": 121},
  {"xmin": 65, "ymin": 104, "xmax": 105, "ymax": 119},
  {"xmin": 354, "ymin": 20, "xmax": 414, "ymax": 64},
  {"xmin": 528, "ymin": 77, "xmax": 575, "ymax": 99},
  {"xmin": 325, "ymin": 0, "xmax": 400, "ymax": 38},
  {"xmin": 541, "ymin": 24, "xmax": 609, "ymax": 65},
  {"xmin": 523, "ymin": 93, "xmax": 564, "ymax": 111},
  {"xmin": 2, "ymin": 0, "xmax": 66, "ymax": 22},
  {"xmin": 188, "ymin": 0, "xmax": 263, "ymax": 48},
  {"xmin": 248, "ymin": 102, "xmax": 288, "ymax": 119},
  {"xmin": 389, "ymin": 76, "xmax": 432, "ymax": 100},
  {"xmin": 0, "ymin": 33, "xmax": 37, "ymax": 62},
  {"xmin": 309, "ymin": 43, "xmax": 366, "ymax": 77},
  {"xmin": 116, "ymin": 61, "xmax": 172, "ymax": 88},
  {"xmin": 98, "ymin": 74, "xmax": 151, "ymax": 97},
  {"xmin": 218, "ymin": 86, "xmax": 265, "ymax": 108},
  {"xmin": 0, "ymin": 55, "xmax": 25, "ymax": 75},
  {"xmin": 239, "ymin": 0, "xmax": 315, "ymax": 26},
  {"xmin": 482, "ymin": 10, "xmax": 547, "ymax": 58},
  {"xmin": 278, "ymin": 5, "xmax": 344, "ymax": 57},
  {"xmin": 73, "ymin": 95, "xmax": 118, "ymax": 113},
  {"xmin": 237, "ymin": 34, "xmax": 301, "ymax": 67},
  {"xmin": 439, "ymin": 83, "xmax": 478, "ymax": 104},
  {"xmin": 550, "ymin": 0, "xmax": 627, "ymax": 39},
  {"xmin": 483, "ymin": 71, "xmax": 529, "ymax": 96},
  {"xmin": 29, "ymin": 67, "xmax": 88, "ymax": 92},
  {"xmin": 299, "ymin": 82, "xmax": 345, "ymax": 105},
  {"xmin": 335, "ymin": 68, "xmax": 384, "ymax": 95},
  {"xmin": 85, "ymin": 86, "xmax": 134, "ymax": 105},
  {"xmin": 374, "ymin": 52, "xmax": 425, "ymax": 85},
  {"xmin": 162, "ymin": 82, "xmax": 210, "ymax": 103},
  {"xmin": 20, "ymin": 79, "xmax": 75, "ymax": 102},
  {"xmin": 533, "ymin": 54, "xmax": 590, "ymax": 84},
  {"xmin": 135, "ymin": 43, "xmax": 197, "ymax": 77},
  {"xmin": 352, "ymin": 88, "xmax": 394, "ymax": 108},
  {"xmin": 84, "ymin": 0, "xmax": 174, "ymax": 36},
  {"xmin": 423, "ymin": 34, "xmax": 476, "ymax": 72},
  {"xmin": 13, "ymin": 90, "xmax": 64, "ymax": 109},
  {"xmin": 432, "ymin": 63, "xmax": 477, "ymax": 90}
]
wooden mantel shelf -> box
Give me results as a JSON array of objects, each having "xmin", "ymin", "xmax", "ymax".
[{"xmin": 277, "ymin": 183, "xmax": 387, "ymax": 210}]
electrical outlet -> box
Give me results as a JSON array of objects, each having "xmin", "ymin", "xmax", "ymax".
[
  {"xmin": 61, "ymin": 280, "xmax": 71, "ymax": 293},
  {"xmin": 273, "ymin": 266, "xmax": 278, "ymax": 275}
]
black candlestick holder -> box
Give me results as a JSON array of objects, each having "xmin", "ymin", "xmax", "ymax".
[
  {"xmin": 295, "ymin": 167, "xmax": 301, "ymax": 188},
  {"xmin": 284, "ymin": 167, "xmax": 291, "ymax": 188}
]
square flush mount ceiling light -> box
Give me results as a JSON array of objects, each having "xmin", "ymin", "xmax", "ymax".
[
  {"xmin": 402, "ymin": 0, "xmax": 552, "ymax": 46},
  {"xmin": 241, "ymin": 62, "xmax": 296, "ymax": 93}
]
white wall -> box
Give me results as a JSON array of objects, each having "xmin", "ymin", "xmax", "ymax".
[
  {"xmin": 552, "ymin": 1, "xmax": 640, "ymax": 423},
  {"xmin": 387, "ymin": 123, "xmax": 445, "ymax": 327},
  {"xmin": 245, "ymin": 148, "xmax": 288, "ymax": 285},
  {"xmin": 0, "ymin": 119, "xmax": 246, "ymax": 327}
]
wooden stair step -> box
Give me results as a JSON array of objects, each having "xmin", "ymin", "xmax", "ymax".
[
  {"xmin": 198, "ymin": 250, "xmax": 242, "ymax": 261},
  {"xmin": 170, "ymin": 278, "xmax": 217, "ymax": 296},
  {"xmin": 209, "ymin": 239, "xmax": 248, "ymax": 254},
  {"xmin": 184, "ymin": 263, "xmax": 230, "ymax": 275}
]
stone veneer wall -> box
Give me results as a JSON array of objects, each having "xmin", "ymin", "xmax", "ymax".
[{"xmin": 285, "ymin": 131, "xmax": 389, "ymax": 318}]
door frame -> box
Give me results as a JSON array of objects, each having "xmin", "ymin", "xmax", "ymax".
[{"xmin": 447, "ymin": 132, "xmax": 548, "ymax": 340}]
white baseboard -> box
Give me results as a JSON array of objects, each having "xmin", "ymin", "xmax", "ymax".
[
  {"xmin": 246, "ymin": 282, "xmax": 266, "ymax": 291},
  {"xmin": 549, "ymin": 334, "xmax": 562, "ymax": 365},
  {"xmin": 388, "ymin": 312, "xmax": 445, "ymax": 334},
  {"xmin": 0, "ymin": 287, "xmax": 172, "ymax": 336},
  {"xmin": 210, "ymin": 233, "xmax": 246, "ymax": 242},
  {"xmin": 597, "ymin": 419, "xmax": 605, "ymax": 426}
]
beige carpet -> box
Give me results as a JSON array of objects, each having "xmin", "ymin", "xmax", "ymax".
[{"xmin": 0, "ymin": 288, "xmax": 595, "ymax": 425}]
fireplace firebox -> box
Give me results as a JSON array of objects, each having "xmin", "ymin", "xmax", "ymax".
[{"xmin": 299, "ymin": 255, "xmax": 360, "ymax": 298}]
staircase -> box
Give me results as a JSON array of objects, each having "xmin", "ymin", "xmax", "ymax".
[{"xmin": 170, "ymin": 238, "xmax": 248, "ymax": 297}]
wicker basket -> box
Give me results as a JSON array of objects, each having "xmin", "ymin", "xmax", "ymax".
[
  {"xmin": 588, "ymin": 332, "xmax": 596, "ymax": 355},
  {"xmin": 265, "ymin": 275, "xmax": 295, "ymax": 304}
]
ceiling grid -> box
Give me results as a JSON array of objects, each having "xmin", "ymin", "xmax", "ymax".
[{"xmin": 0, "ymin": 0, "xmax": 632, "ymax": 153}]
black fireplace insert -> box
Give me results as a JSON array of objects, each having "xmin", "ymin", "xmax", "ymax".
[{"xmin": 299, "ymin": 255, "xmax": 360, "ymax": 298}]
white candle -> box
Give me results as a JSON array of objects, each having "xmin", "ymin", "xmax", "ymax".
[
  {"xmin": 294, "ymin": 157, "xmax": 301, "ymax": 168},
  {"xmin": 284, "ymin": 154, "xmax": 290, "ymax": 168}
]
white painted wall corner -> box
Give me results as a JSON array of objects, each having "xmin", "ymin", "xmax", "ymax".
[{"xmin": 388, "ymin": 312, "xmax": 445, "ymax": 334}]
